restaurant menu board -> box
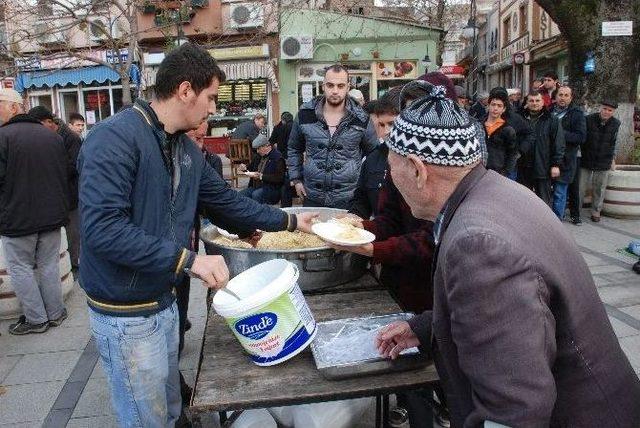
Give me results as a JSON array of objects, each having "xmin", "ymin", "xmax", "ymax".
[{"xmin": 375, "ymin": 61, "xmax": 417, "ymax": 80}]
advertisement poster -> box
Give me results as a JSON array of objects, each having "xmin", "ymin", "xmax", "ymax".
[
  {"xmin": 85, "ymin": 111, "xmax": 96, "ymax": 125},
  {"xmin": 375, "ymin": 61, "xmax": 417, "ymax": 80},
  {"xmin": 301, "ymin": 84, "xmax": 314, "ymax": 103}
]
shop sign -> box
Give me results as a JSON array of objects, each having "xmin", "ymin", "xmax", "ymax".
[
  {"xmin": 501, "ymin": 33, "xmax": 529, "ymax": 62},
  {"xmin": 298, "ymin": 63, "xmax": 330, "ymax": 81},
  {"xmin": 106, "ymin": 49, "xmax": 129, "ymax": 64},
  {"xmin": 16, "ymin": 50, "xmax": 111, "ymax": 71},
  {"xmin": 513, "ymin": 52, "xmax": 525, "ymax": 65},
  {"xmin": 602, "ymin": 21, "xmax": 633, "ymax": 37},
  {"xmin": 375, "ymin": 61, "xmax": 417, "ymax": 80},
  {"xmin": 86, "ymin": 91, "xmax": 109, "ymax": 110},
  {"xmin": 209, "ymin": 44, "xmax": 269, "ymax": 61},
  {"xmin": 0, "ymin": 78, "xmax": 15, "ymax": 89},
  {"xmin": 301, "ymin": 83, "xmax": 314, "ymax": 103}
]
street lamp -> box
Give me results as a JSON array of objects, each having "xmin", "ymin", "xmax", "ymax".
[{"xmin": 421, "ymin": 46, "xmax": 432, "ymax": 72}]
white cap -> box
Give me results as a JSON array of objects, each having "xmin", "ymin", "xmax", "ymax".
[
  {"xmin": 507, "ymin": 88, "xmax": 521, "ymax": 95},
  {"xmin": 0, "ymin": 88, "xmax": 22, "ymax": 104},
  {"xmin": 349, "ymin": 88, "xmax": 364, "ymax": 102}
]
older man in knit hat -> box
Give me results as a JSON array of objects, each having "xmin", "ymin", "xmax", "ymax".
[{"xmin": 375, "ymin": 85, "xmax": 640, "ymax": 427}]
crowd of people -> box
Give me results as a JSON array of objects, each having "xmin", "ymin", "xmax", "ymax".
[{"xmin": 0, "ymin": 40, "xmax": 638, "ymax": 428}]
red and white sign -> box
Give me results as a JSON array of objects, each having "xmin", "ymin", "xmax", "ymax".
[
  {"xmin": 0, "ymin": 78, "xmax": 15, "ymax": 89},
  {"xmin": 438, "ymin": 65, "xmax": 466, "ymax": 79}
]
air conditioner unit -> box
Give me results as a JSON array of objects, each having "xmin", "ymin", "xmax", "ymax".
[
  {"xmin": 280, "ymin": 35, "xmax": 313, "ymax": 60},
  {"xmin": 89, "ymin": 18, "xmax": 110, "ymax": 41},
  {"xmin": 229, "ymin": 3, "xmax": 264, "ymax": 29}
]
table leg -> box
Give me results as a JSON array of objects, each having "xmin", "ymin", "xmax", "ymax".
[
  {"xmin": 375, "ymin": 395, "xmax": 382, "ymax": 428},
  {"xmin": 382, "ymin": 394, "xmax": 390, "ymax": 428}
]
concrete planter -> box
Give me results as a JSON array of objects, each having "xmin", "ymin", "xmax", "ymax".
[
  {"xmin": 0, "ymin": 228, "xmax": 75, "ymax": 320},
  {"xmin": 602, "ymin": 165, "xmax": 640, "ymax": 219}
]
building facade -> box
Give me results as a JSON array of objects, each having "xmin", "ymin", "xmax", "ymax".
[{"xmin": 278, "ymin": 8, "xmax": 440, "ymax": 114}]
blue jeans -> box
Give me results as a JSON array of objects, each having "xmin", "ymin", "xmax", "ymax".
[
  {"xmin": 239, "ymin": 186, "xmax": 280, "ymax": 204},
  {"xmin": 88, "ymin": 302, "xmax": 181, "ymax": 428},
  {"xmin": 552, "ymin": 182, "xmax": 569, "ymax": 220}
]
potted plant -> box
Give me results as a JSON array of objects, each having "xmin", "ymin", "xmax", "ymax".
[
  {"xmin": 371, "ymin": 49, "xmax": 380, "ymax": 59},
  {"xmin": 340, "ymin": 52, "xmax": 349, "ymax": 61},
  {"xmin": 602, "ymin": 134, "xmax": 640, "ymax": 219}
]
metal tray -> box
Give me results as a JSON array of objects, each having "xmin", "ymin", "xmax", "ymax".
[{"xmin": 310, "ymin": 313, "xmax": 428, "ymax": 380}]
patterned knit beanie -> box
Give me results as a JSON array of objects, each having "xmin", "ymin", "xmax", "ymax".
[{"xmin": 387, "ymin": 85, "xmax": 482, "ymax": 167}]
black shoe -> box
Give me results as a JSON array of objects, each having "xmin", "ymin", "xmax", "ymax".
[
  {"xmin": 571, "ymin": 217, "xmax": 583, "ymax": 226},
  {"xmin": 633, "ymin": 260, "xmax": 640, "ymax": 274},
  {"xmin": 9, "ymin": 316, "xmax": 49, "ymax": 335},
  {"xmin": 389, "ymin": 407, "xmax": 408, "ymax": 428},
  {"xmin": 185, "ymin": 318, "xmax": 192, "ymax": 332},
  {"xmin": 49, "ymin": 309, "xmax": 68, "ymax": 327},
  {"xmin": 180, "ymin": 372, "xmax": 193, "ymax": 406}
]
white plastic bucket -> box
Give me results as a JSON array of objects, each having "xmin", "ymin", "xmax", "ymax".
[{"xmin": 212, "ymin": 259, "xmax": 317, "ymax": 366}]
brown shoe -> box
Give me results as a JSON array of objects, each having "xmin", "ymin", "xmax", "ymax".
[{"xmin": 591, "ymin": 214, "xmax": 601, "ymax": 222}]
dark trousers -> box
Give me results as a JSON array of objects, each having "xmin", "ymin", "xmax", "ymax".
[
  {"xmin": 176, "ymin": 275, "xmax": 190, "ymax": 356},
  {"xmin": 519, "ymin": 167, "xmax": 552, "ymax": 207},
  {"xmin": 567, "ymin": 158, "xmax": 582, "ymax": 219}
]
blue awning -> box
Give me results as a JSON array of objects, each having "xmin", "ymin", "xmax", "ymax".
[{"xmin": 15, "ymin": 64, "xmax": 140, "ymax": 92}]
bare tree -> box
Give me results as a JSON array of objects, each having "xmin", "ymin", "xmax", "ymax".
[
  {"xmin": 535, "ymin": 0, "xmax": 640, "ymax": 162},
  {"xmin": 2, "ymin": 0, "xmax": 145, "ymax": 104}
]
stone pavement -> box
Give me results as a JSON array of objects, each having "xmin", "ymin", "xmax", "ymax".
[{"xmin": 0, "ymin": 211, "xmax": 638, "ymax": 428}]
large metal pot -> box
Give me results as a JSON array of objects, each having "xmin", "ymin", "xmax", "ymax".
[{"xmin": 200, "ymin": 207, "xmax": 368, "ymax": 291}]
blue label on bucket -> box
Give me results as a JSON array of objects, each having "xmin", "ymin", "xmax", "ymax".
[
  {"xmin": 250, "ymin": 323, "xmax": 316, "ymax": 365},
  {"xmin": 235, "ymin": 312, "xmax": 278, "ymax": 340}
]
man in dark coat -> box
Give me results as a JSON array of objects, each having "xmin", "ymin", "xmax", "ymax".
[
  {"xmin": 520, "ymin": 90, "xmax": 565, "ymax": 206},
  {"xmin": 29, "ymin": 106, "xmax": 82, "ymax": 267},
  {"xmin": 551, "ymin": 86, "xmax": 586, "ymax": 221},
  {"xmin": 377, "ymin": 86, "xmax": 640, "ymax": 427},
  {"xmin": 0, "ymin": 89, "xmax": 70, "ymax": 335},
  {"xmin": 231, "ymin": 113, "xmax": 265, "ymax": 143},
  {"xmin": 580, "ymin": 100, "xmax": 621, "ymax": 222},
  {"xmin": 270, "ymin": 112, "xmax": 294, "ymax": 207}
]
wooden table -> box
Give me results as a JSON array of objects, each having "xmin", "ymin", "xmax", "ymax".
[{"xmin": 191, "ymin": 282, "xmax": 439, "ymax": 426}]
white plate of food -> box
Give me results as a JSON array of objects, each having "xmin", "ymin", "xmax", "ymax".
[{"xmin": 311, "ymin": 221, "xmax": 375, "ymax": 246}]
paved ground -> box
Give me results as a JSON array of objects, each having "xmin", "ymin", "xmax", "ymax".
[{"xmin": 0, "ymin": 210, "xmax": 638, "ymax": 428}]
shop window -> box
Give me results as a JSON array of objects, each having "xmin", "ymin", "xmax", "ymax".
[
  {"xmin": 59, "ymin": 91, "xmax": 79, "ymax": 123},
  {"xmin": 503, "ymin": 17, "xmax": 511, "ymax": 45},
  {"xmin": 519, "ymin": 5, "xmax": 527, "ymax": 37},
  {"xmin": 214, "ymin": 79, "xmax": 267, "ymax": 119},
  {"xmin": 29, "ymin": 94, "xmax": 53, "ymax": 111},
  {"xmin": 377, "ymin": 80, "xmax": 410, "ymax": 98},
  {"xmin": 83, "ymin": 89, "xmax": 112, "ymax": 128}
]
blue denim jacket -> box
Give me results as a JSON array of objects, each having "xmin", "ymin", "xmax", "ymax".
[{"xmin": 78, "ymin": 100, "xmax": 287, "ymax": 315}]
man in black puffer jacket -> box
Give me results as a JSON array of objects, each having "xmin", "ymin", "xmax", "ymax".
[
  {"xmin": 288, "ymin": 65, "xmax": 378, "ymax": 209},
  {"xmin": 0, "ymin": 89, "xmax": 70, "ymax": 335},
  {"xmin": 580, "ymin": 100, "xmax": 621, "ymax": 222},
  {"xmin": 521, "ymin": 90, "xmax": 565, "ymax": 207},
  {"xmin": 551, "ymin": 86, "xmax": 586, "ymax": 222},
  {"xmin": 29, "ymin": 106, "xmax": 82, "ymax": 267}
]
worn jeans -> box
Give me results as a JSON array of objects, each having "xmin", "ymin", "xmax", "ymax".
[
  {"xmin": 552, "ymin": 182, "xmax": 569, "ymax": 220},
  {"xmin": 2, "ymin": 229, "xmax": 64, "ymax": 324},
  {"xmin": 89, "ymin": 302, "xmax": 181, "ymax": 428},
  {"xmin": 579, "ymin": 168, "xmax": 610, "ymax": 215},
  {"xmin": 239, "ymin": 186, "xmax": 281, "ymax": 204}
]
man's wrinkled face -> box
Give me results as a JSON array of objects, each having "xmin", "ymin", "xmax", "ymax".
[
  {"xmin": 255, "ymin": 117, "xmax": 266, "ymax": 129},
  {"xmin": 543, "ymin": 77, "xmax": 557, "ymax": 91},
  {"xmin": 387, "ymin": 151, "xmax": 429, "ymax": 219},
  {"xmin": 0, "ymin": 101, "xmax": 20, "ymax": 124},
  {"xmin": 184, "ymin": 78, "xmax": 219, "ymax": 131},
  {"xmin": 555, "ymin": 87, "xmax": 572, "ymax": 108},
  {"xmin": 187, "ymin": 120, "xmax": 208, "ymax": 148},
  {"xmin": 69, "ymin": 120, "xmax": 85, "ymax": 135},
  {"xmin": 600, "ymin": 105, "xmax": 616, "ymax": 121},
  {"xmin": 527, "ymin": 94, "xmax": 544, "ymax": 112},
  {"xmin": 374, "ymin": 113, "xmax": 397, "ymax": 140},
  {"xmin": 323, "ymin": 70, "xmax": 349, "ymax": 107},
  {"xmin": 256, "ymin": 144, "xmax": 272, "ymax": 157}
]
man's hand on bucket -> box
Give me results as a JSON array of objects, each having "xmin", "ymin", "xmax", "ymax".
[{"xmin": 191, "ymin": 255, "xmax": 230, "ymax": 289}]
